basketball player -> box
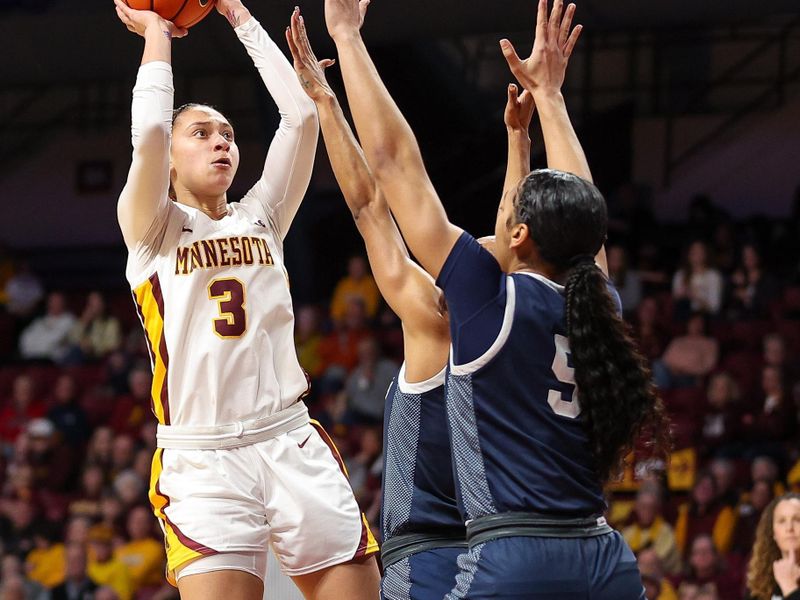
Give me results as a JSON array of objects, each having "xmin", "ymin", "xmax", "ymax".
[
  {"xmin": 113, "ymin": 1, "xmax": 379, "ymax": 598},
  {"xmin": 325, "ymin": 0, "xmax": 670, "ymax": 597},
  {"xmin": 285, "ymin": 11, "xmax": 533, "ymax": 599}
]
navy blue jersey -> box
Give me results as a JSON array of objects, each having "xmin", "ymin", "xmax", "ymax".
[
  {"xmin": 381, "ymin": 364, "xmax": 465, "ymax": 540},
  {"xmin": 438, "ymin": 232, "xmax": 618, "ymax": 521}
]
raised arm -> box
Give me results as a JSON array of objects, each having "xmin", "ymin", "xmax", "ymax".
[
  {"xmin": 114, "ymin": 0, "xmax": 186, "ymax": 250},
  {"xmin": 502, "ymin": 83, "xmax": 535, "ymax": 201},
  {"xmin": 325, "ymin": 0, "xmax": 462, "ymax": 279},
  {"xmin": 222, "ymin": 1, "xmax": 319, "ymax": 239},
  {"xmin": 501, "ymin": 0, "xmax": 608, "ymax": 273},
  {"xmin": 285, "ymin": 11, "xmax": 442, "ymax": 331}
]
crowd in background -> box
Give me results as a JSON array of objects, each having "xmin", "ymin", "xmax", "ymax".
[{"xmin": 0, "ymin": 187, "xmax": 799, "ymax": 600}]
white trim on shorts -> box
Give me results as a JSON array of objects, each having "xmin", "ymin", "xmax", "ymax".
[{"xmin": 176, "ymin": 551, "xmax": 267, "ymax": 582}]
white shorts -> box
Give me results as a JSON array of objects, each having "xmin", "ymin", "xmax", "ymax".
[{"xmin": 149, "ymin": 420, "xmax": 378, "ymax": 584}]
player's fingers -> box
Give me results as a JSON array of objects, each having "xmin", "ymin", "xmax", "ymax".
[
  {"xmin": 500, "ymin": 39, "xmax": 524, "ymax": 74},
  {"xmin": 535, "ymin": 0, "xmax": 548, "ymax": 46},
  {"xmin": 508, "ymin": 82, "xmax": 519, "ymax": 105},
  {"xmin": 559, "ymin": 3, "xmax": 575, "ymax": 48},
  {"xmin": 285, "ymin": 26, "xmax": 300, "ymax": 61},
  {"xmin": 319, "ymin": 58, "xmax": 336, "ymax": 70},
  {"xmin": 564, "ymin": 24, "xmax": 582, "ymax": 59},
  {"xmin": 549, "ymin": 0, "xmax": 563, "ymax": 43}
]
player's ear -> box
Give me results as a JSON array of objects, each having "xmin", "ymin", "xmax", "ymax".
[{"xmin": 509, "ymin": 222, "xmax": 529, "ymax": 249}]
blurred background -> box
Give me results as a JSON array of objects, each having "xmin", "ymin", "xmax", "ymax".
[{"xmin": 0, "ymin": 1, "xmax": 799, "ymax": 598}]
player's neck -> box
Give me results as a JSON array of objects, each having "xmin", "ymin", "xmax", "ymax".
[{"xmin": 175, "ymin": 190, "xmax": 229, "ymax": 220}]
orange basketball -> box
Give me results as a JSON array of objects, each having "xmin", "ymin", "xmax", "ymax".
[{"xmin": 125, "ymin": 0, "xmax": 216, "ymax": 29}]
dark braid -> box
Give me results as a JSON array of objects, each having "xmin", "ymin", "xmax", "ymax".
[
  {"xmin": 565, "ymin": 262, "xmax": 670, "ymax": 482},
  {"xmin": 516, "ymin": 169, "xmax": 671, "ymax": 483}
]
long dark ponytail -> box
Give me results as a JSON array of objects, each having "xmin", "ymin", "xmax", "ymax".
[{"xmin": 517, "ymin": 169, "xmax": 670, "ymax": 483}]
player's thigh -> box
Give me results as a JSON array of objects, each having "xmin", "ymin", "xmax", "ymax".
[
  {"xmin": 291, "ymin": 554, "xmax": 380, "ymax": 600},
  {"xmin": 262, "ymin": 423, "xmax": 378, "ymax": 576},
  {"xmin": 177, "ymin": 569, "xmax": 264, "ymax": 600}
]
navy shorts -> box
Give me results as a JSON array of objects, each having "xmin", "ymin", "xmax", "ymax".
[
  {"xmin": 381, "ymin": 546, "xmax": 464, "ymax": 600},
  {"xmin": 446, "ymin": 531, "xmax": 644, "ymax": 599}
]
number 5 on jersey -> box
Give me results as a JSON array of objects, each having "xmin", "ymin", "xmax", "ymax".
[
  {"xmin": 548, "ymin": 334, "xmax": 581, "ymax": 418},
  {"xmin": 208, "ymin": 278, "xmax": 247, "ymax": 338}
]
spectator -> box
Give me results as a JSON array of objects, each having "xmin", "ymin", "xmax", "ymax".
[
  {"xmin": 342, "ymin": 337, "xmax": 397, "ymax": 425},
  {"xmin": 51, "ymin": 542, "xmax": 98, "ymax": 600},
  {"xmin": 750, "ymin": 456, "xmax": 785, "ymax": 498},
  {"xmin": 622, "ymin": 486, "xmax": 682, "ymax": 574},
  {"xmin": 47, "ymin": 374, "xmax": 91, "ymax": 446},
  {"xmin": 709, "ymin": 458, "xmax": 740, "ymax": 509},
  {"xmin": 674, "ymin": 472, "xmax": 737, "ymax": 557},
  {"xmin": 26, "ymin": 521, "xmax": 67, "ymax": 589},
  {"xmin": 0, "ymin": 499, "xmax": 38, "ymax": 557},
  {"xmin": 112, "ymin": 471, "xmax": 146, "ymax": 512},
  {"xmin": 115, "ymin": 505, "xmax": 165, "ymax": 593},
  {"xmin": 637, "ymin": 547, "xmax": 679, "ymax": 600},
  {"xmin": 87, "ymin": 524, "xmax": 132, "ymax": 600},
  {"xmin": 1, "ymin": 553, "xmax": 49, "ymax": 600},
  {"xmin": 607, "ymin": 245, "xmax": 643, "ymax": 315},
  {"xmin": 700, "ymin": 374, "xmax": 741, "ymax": 458},
  {"xmin": 744, "ymin": 493, "xmax": 800, "ymax": 600},
  {"xmin": 318, "ymin": 297, "xmax": 370, "ymax": 377},
  {"xmin": 95, "ymin": 587, "xmax": 121, "ymax": 600},
  {"xmin": 652, "ymin": 313, "xmax": 719, "ymax": 390},
  {"xmin": 109, "ymin": 368, "xmax": 152, "ymax": 437},
  {"xmin": 742, "ymin": 366, "xmax": 796, "ymax": 448},
  {"xmin": 4, "ymin": 261, "xmax": 44, "ymax": 320},
  {"xmin": 329, "ymin": 255, "xmax": 381, "ymax": 323},
  {"xmin": 762, "ymin": 334, "xmax": 800, "ymax": 389},
  {"xmin": 69, "ymin": 465, "xmax": 106, "ymax": 520},
  {"xmin": 633, "ymin": 296, "xmax": 671, "ymax": 362},
  {"xmin": 85, "ymin": 426, "xmax": 114, "ymax": 473},
  {"xmin": 67, "ymin": 291, "xmax": 122, "ymax": 363},
  {"xmin": 672, "ymin": 241, "xmax": 723, "ymax": 318},
  {"xmin": 727, "ymin": 244, "xmax": 781, "ymax": 320},
  {"xmin": 0, "ymin": 374, "xmax": 46, "ymax": 445},
  {"xmin": 732, "ymin": 480, "xmax": 774, "ymax": 557},
  {"xmin": 344, "ymin": 427, "xmax": 383, "ymax": 506},
  {"xmin": 294, "ymin": 304, "xmax": 325, "ymax": 380},
  {"xmin": 19, "ymin": 291, "xmax": 77, "ymax": 362},
  {"xmin": 27, "ymin": 417, "xmax": 80, "ymax": 494},
  {"xmin": 110, "ymin": 435, "xmax": 135, "ymax": 477},
  {"xmin": 677, "ymin": 534, "xmax": 741, "ymax": 600}
]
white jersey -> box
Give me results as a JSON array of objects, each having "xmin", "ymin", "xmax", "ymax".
[{"xmin": 121, "ymin": 18, "xmax": 318, "ymax": 428}]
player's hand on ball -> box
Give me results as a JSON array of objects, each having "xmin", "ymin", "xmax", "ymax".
[
  {"xmin": 500, "ymin": 0, "xmax": 581, "ymax": 97},
  {"xmin": 114, "ymin": 0, "xmax": 187, "ymax": 38},
  {"xmin": 286, "ymin": 8, "xmax": 335, "ymax": 102},
  {"xmin": 325, "ymin": 0, "xmax": 370, "ymax": 41}
]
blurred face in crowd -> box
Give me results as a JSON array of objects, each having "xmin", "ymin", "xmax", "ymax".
[
  {"xmin": 343, "ymin": 298, "xmax": 367, "ymax": 330},
  {"xmin": 129, "ymin": 369, "xmax": 152, "ymax": 400},
  {"xmin": 686, "ymin": 314, "xmax": 706, "ymax": 337},
  {"xmin": 773, "ymin": 497, "xmax": 800, "ymax": 556},
  {"xmin": 689, "ymin": 535, "xmax": 716, "ymax": 578},
  {"xmin": 85, "ymin": 291, "xmax": 106, "ymax": 316},
  {"xmin": 95, "ymin": 588, "xmax": 121, "ymax": 600},
  {"xmin": 692, "ymin": 475, "xmax": 716, "ymax": 508},
  {"xmin": 763, "ymin": 335, "xmax": 785, "ymax": 367},
  {"xmin": 347, "ymin": 256, "xmax": 368, "ymax": 280},
  {"xmin": 47, "ymin": 292, "xmax": 67, "ymax": 316},
  {"xmin": 296, "ymin": 305, "xmax": 320, "ymax": 339},
  {"xmin": 65, "ymin": 517, "xmax": 91, "ymax": 545},
  {"xmin": 82, "ymin": 465, "xmax": 105, "ymax": 497},
  {"xmin": 709, "ymin": 459, "xmax": 735, "ymax": 495},
  {"xmin": 707, "ymin": 374, "xmax": 734, "ymax": 410},
  {"xmin": 127, "ymin": 506, "xmax": 153, "ymax": 541},
  {"xmin": 688, "ymin": 241, "xmax": 708, "ymax": 270},
  {"xmin": 606, "ymin": 246, "xmax": 626, "ymax": 276},
  {"xmin": 634, "ymin": 491, "xmax": 660, "ymax": 527},
  {"xmin": 636, "ymin": 547, "xmax": 662, "ymax": 578},
  {"xmin": 91, "ymin": 427, "xmax": 113, "ymax": 461},
  {"xmin": 742, "ymin": 244, "xmax": 760, "ymax": 271},
  {"xmin": 54, "ymin": 374, "xmax": 77, "ymax": 404},
  {"xmin": 761, "ymin": 366, "xmax": 783, "ymax": 397},
  {"xmin": 750, "ymin": 480, "xmax": 773, "ymax": 512},
  {"xmin": 112, "ymin": 435, "xmax": 135, "ymax": 470},
  {"xmin": 752, "ymin": 457, "xmax": 778, "ymax": 484},
  {"xmin": 12, "ymin": 375, "xmax": 34, "ymax": 410},
  {"xmin": 637, "ymin": 297, "xmax": 658, "ymax": 327}
]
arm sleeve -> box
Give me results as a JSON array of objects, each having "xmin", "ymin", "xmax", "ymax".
[
  {"xmin": 118, "ymin": 61, "xmax": 174, "ymax": 252},
  {"xmin": 436, "ymin": 232, "xmax": 507, "ymax": 364},
  {"xmin": 235, "ymin": 17, "xmax": 319, "ymax": 239}
]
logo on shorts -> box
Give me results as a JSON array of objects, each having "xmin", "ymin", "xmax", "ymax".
[
  {"xmin": 298, "ymin": 433, "xmax": 312, "ymax": 449},
  {"xmin": 254, "ymin": 220, "xmax": 266, "ymax": 228}
]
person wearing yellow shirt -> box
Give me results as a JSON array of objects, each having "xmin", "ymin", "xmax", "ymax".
[
  {"xmin": 623, "ymin": 486, "xmax": 682, "ymax": 575},
  {"xmin": 26, "ymin": 525, "xmax": 67, "ymax": 589},
  {"xmin": 115, "ymin": 506, "xmax": 166, "ymax": 592},
  {"xmin": 87, "ymin": 525, "xmax": 133, "ymax": 600},
  {"xmin": 329, "ymin": 256, "xmax": 381, "ymax": 322}
]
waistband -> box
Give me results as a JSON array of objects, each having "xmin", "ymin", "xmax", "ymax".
[
  {"xmin": 466, "ymin": 512, "xmax": 612, "ymax": 547},
  {"xmin": 381, "ymin": 530, "xmax": 468, "ymax": 568},
  {"xmin": 156, "ymin": 401, "xmax": 309, "ymax": 450}
]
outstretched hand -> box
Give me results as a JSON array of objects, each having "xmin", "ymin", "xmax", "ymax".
[
  {"xmin": 325, "ymin": 0, "xmax": 370, "ymax": 41},
  {"xmin": 500, "ymin": 0, "xmax": 581, "ymax": 96},
  {"xmin": 114, "ymin": 0, "xmax": 187, "ymax": 39},
  {"xmin": 504, "ymin": 83, "xmax": 536, "ymax": 133},
  {"xmin": 286, "ymin": 8, "xmax": 336, "ymax": 102}
]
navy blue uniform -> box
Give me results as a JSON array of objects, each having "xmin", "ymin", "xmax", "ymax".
[
  {"xmin": 381, "ymin": 364, "xmax": 466, "ymax": 600},
  {"xmin": 437, "ymin": 232, "xmax": 643, "ymax": 599}
]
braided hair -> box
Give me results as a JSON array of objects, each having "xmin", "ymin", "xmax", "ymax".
[{"xmin": 514, "ymin": 169, "xmax": 670, "ymax": 482}]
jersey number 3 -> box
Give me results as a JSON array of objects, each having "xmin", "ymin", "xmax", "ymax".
[
  {"xmin": 547, "ymin": 334, "xmax": 581, "ymax": 418},
  {"xmin": 208, "ymin": 278, "xmax": 247, "ymax": 338}
]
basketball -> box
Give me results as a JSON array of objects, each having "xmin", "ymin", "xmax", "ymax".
[{"xmin": 125, "ymin": 0, "xmax": 216, "ymax": 29}]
